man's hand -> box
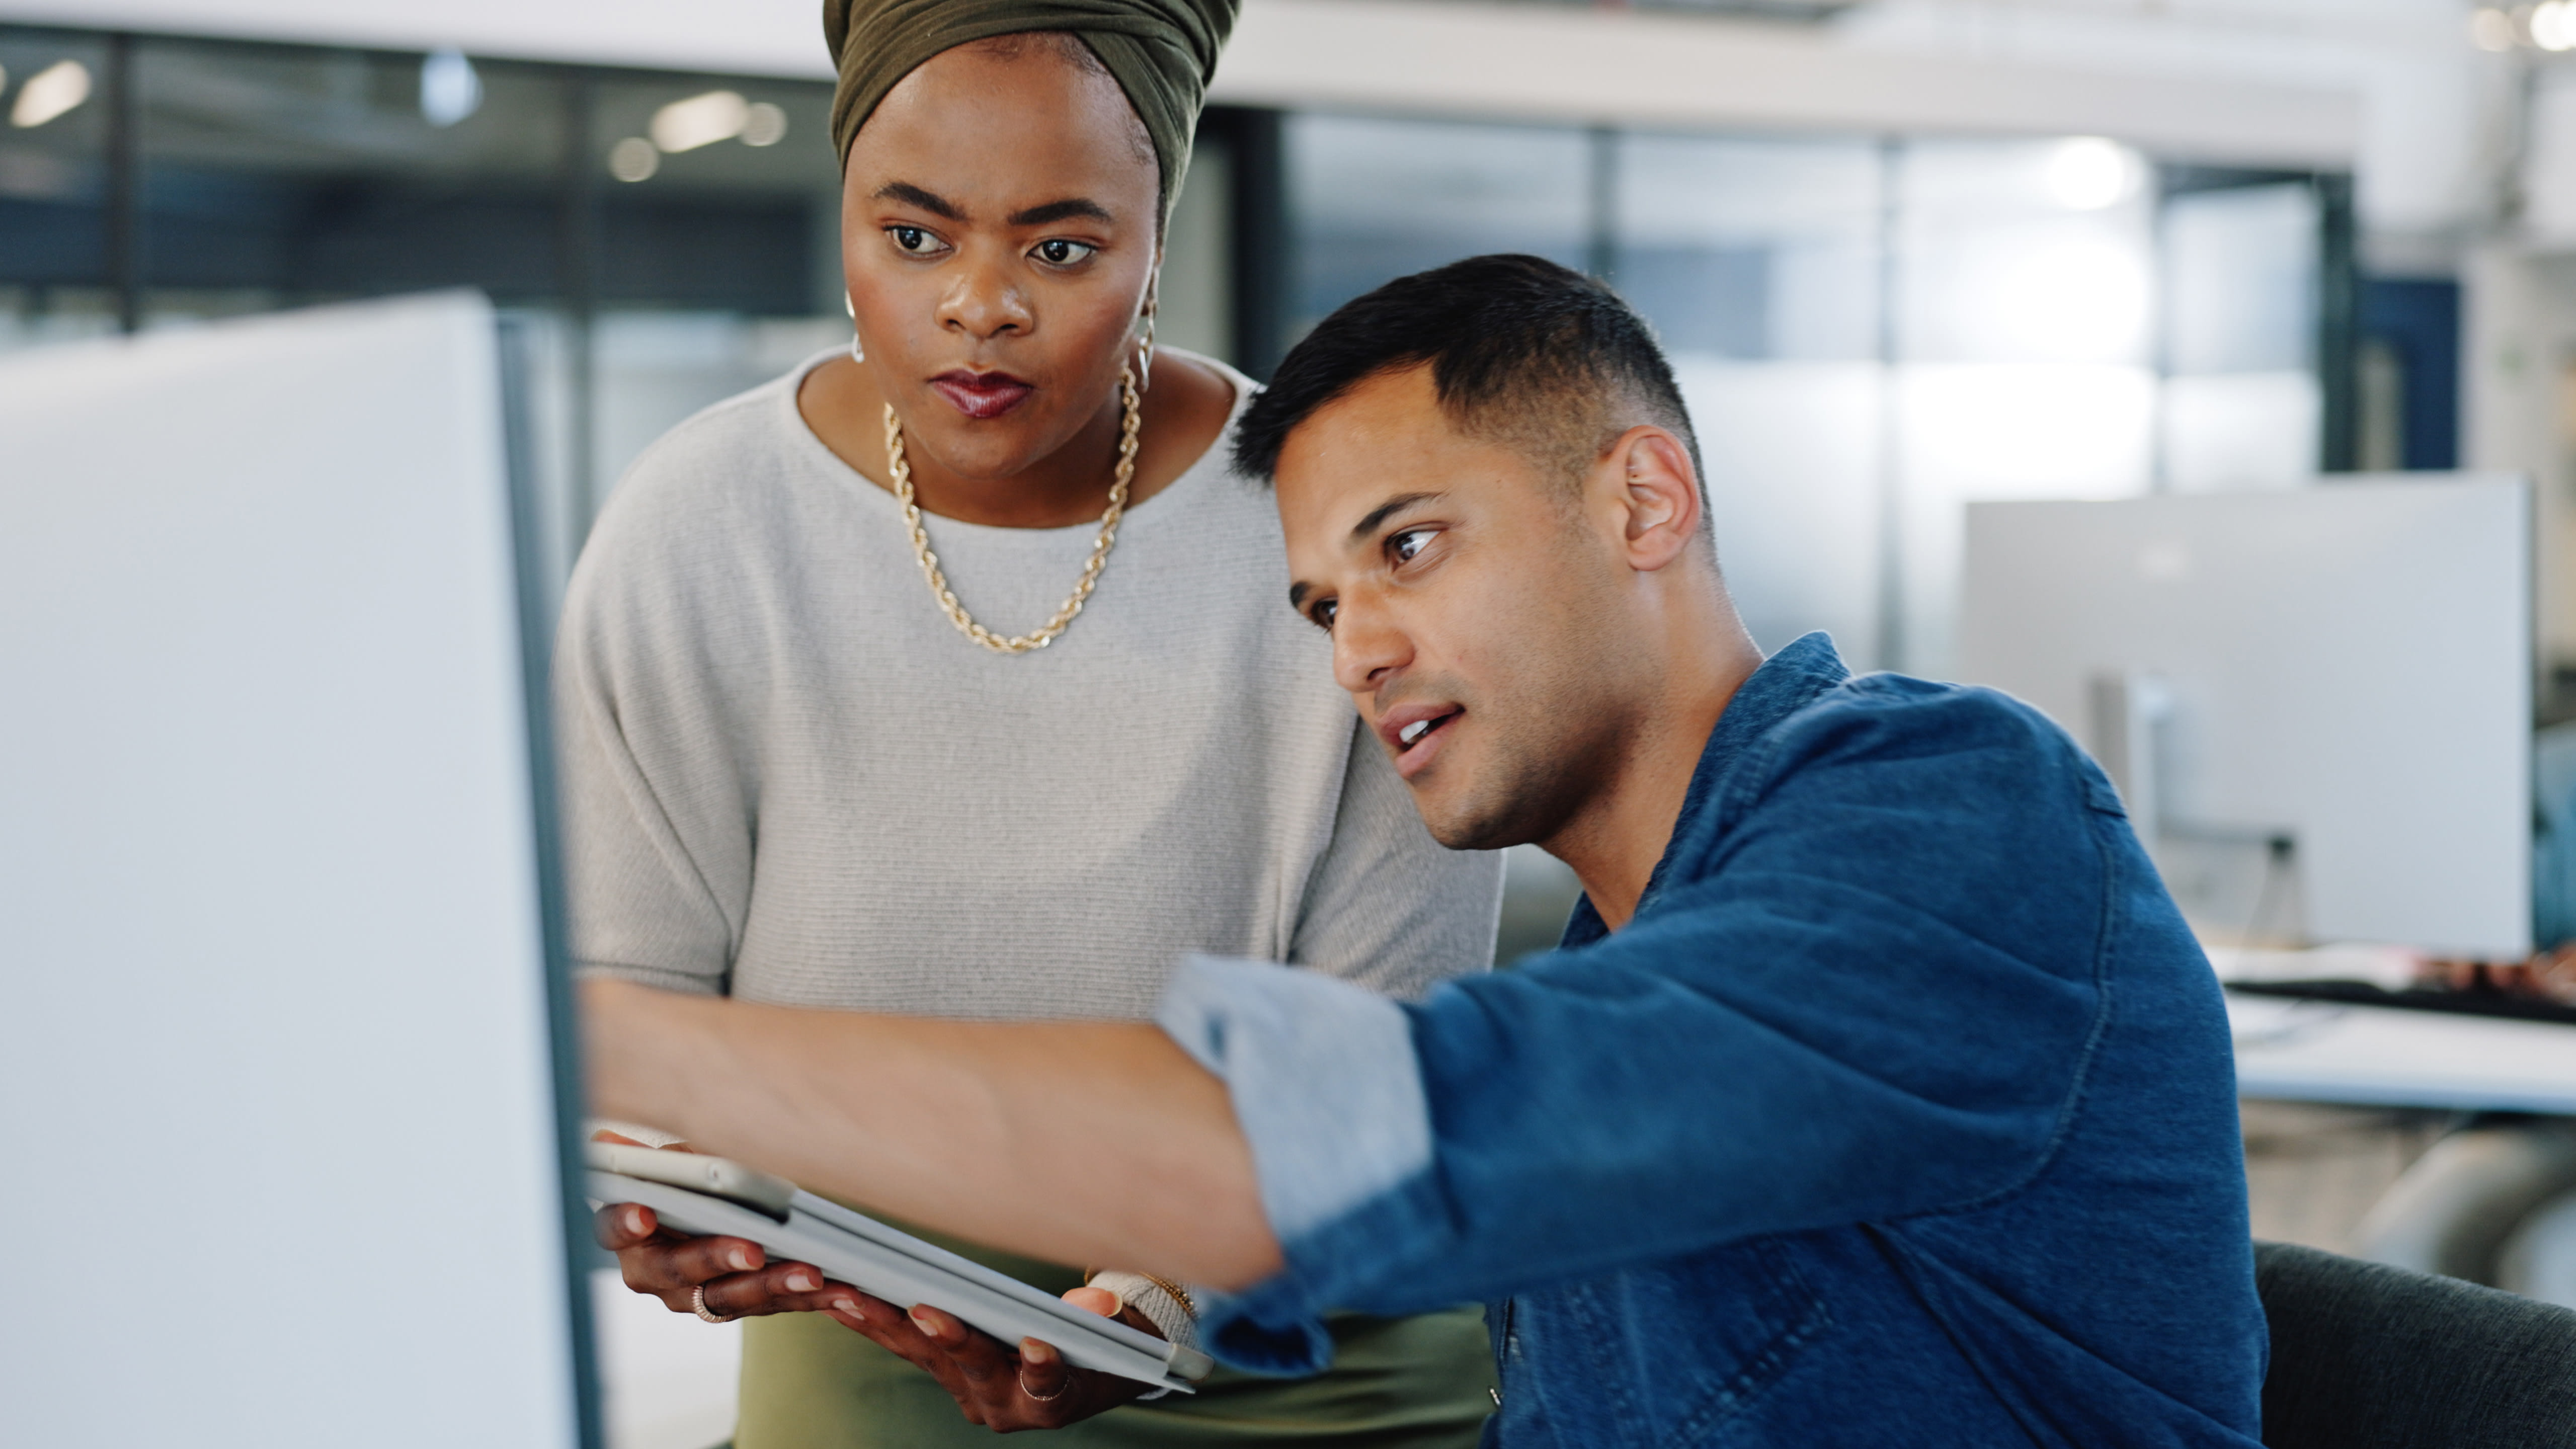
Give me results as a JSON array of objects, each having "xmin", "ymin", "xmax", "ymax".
[
  {"xmin": 825, "ymin": 1284, "xmax": 1166, "ymax": 1432},
  {"xmin": 594, "ymin": 1201, "xmax": 858, "ymax": 1321},
  {"xmin": 2422, "ymin": 946, "xmax": 2576, "ymax": 1004}
]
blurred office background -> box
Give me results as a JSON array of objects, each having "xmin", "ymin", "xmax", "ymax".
[
  {"xmin": 0, "ymin": 0, "xmax": 2460, "ymax": 674},
  {"xmin": 1, "ymin": 1, "xmax": 2568, "ymax": 1442}
]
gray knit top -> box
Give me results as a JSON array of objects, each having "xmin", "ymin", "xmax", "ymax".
[{"xmin": 554, "ymin": 350, "xmax": 1500, "ymax": 1018}]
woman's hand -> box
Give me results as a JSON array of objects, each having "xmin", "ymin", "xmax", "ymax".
[
  {"xmin": 825, "ymin": 1284, "xmax": 1165, "ymax": 1432},
  {"xmin": 594, "ymin": 1201, "xmax": 859, "ymax": 1321}
]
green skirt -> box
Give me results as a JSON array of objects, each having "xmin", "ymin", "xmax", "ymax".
[{"xmin": 733, "ymin": 1226, "xmax": 1494, "ymax": 1449}]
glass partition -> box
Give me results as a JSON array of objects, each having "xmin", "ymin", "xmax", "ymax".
[
  {"xmin": 1285, "ymin": 113, "xmax": 1590, "ymax": 339},
  {"xmin": 2162, "ymin": 181, "xmax": 2322, "ymax": 491},
  {"xmin": 0, "ymin": 29, "xmax": 115, "ymax": 346},
  {"xmin": 1616, "ymin": 132, "xmax": 1886, "ymax": 662},
  {"xmin": 1893, "ymin": 136, "xmax": 2160, "ymax": 673},
  {"xmin": 135, "ymin": 39, "xmax": 569, "ymax": 320}
]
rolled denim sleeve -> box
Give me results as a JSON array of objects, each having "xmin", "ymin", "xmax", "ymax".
[{"xmin": 1155, "ymin": 955, "xmax": 1446, "ymax": 1374}]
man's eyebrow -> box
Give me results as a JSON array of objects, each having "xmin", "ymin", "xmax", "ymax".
[
  {"xmin": 875, "ymin": 182, "xmax": 963, "ymax": 220},
  {"xmin": 1007, "ymin": 197, "xmax": 1114, "ymax": 227},
  {"xmin": 1349, "ymin": 492, "xmax": 1446, "ymax": 543},
  {"xmin": 1288, "ymin": 581, "xmax": 1313, "ymax": 609}
]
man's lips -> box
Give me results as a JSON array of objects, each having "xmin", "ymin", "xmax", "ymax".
[
  {"xmin": 1376, "ymin": 703, "xmax": 1464, "ymax": 779},
  {"xmin": 930, "ymin": 370, "xmax": 1033, "ymax": 420}
]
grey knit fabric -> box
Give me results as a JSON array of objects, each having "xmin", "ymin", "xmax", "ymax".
[{"xmin": 555, "ymin": 350, "xmax": 1500, "ymax": 1018}]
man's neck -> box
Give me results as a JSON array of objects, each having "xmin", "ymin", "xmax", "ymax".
[{"xmin": 1542, "ymin": 602, "xmax": 1762, "ymax": 931}]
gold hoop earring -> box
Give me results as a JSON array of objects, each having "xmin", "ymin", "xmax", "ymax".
[{"xmin": 844, "ymin": 292, "xmax": 864, "ymax": 364}]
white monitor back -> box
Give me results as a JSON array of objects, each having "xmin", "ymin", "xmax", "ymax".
[
  {"xmin": 0, "ymin": 294, "xmax": 591, "ymax": 1446},
  {"xmin": 1957, "ymin": 478, "xmax": 2531, "ymax": 960}
]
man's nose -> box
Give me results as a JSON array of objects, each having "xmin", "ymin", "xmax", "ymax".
[{"xmin": 1332, "ymin": 599, "xmax": 1412, "ymax": 697}]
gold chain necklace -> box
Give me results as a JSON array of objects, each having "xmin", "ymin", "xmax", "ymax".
[{"xmin": 882, "ymin": 363, "xmax": 1140, "ymax": 654}]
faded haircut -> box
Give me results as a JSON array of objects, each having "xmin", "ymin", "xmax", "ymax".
[{"xmin": 1233, "ymin": 254, "xmax": 1704, "ymax": 512}]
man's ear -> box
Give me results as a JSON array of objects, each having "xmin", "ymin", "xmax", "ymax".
[{"xmin": 1601, "ymin": 426, "xmax": 1704, "ymax": 573}]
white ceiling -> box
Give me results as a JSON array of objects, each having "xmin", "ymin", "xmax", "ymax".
[{"xmin": 0, "ymin": 0, "xmax": 2356, "ymax": 169}]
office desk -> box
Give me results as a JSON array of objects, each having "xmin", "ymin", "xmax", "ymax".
[{"xmin": 2229, "ymin": 988, "xmax": 2576, "ymax": 1113}]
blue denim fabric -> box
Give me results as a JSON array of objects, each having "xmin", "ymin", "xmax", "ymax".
[{"xmin": 1179, "ymin": 634, "xmax": 2267, "ymax": 1448}]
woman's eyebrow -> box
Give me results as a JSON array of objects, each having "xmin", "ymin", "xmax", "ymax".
[
  {"xmin": 875, "ymin": 181, "xmax": 963, "ymax": 219},
  {"xmin": 1008, "ymin": 198, "xmax": 1114, "ymax": 226}
]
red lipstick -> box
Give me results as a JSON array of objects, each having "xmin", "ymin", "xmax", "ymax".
[{"xmin": 931, "ymin": 370, "xmax": 1033, "ymax": 420}]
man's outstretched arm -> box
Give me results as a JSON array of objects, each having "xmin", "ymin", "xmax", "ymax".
[{"xmin": 580, "ymin": 978, "xmax": 1285, "ymax": 1290}]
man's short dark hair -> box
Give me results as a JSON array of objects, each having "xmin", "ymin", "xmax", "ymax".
[{"xmin": 1233, "ymin": 254, "xmax": 1703, "ymax": 501}]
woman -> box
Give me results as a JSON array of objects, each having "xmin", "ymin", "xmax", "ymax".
[{"xmin": 565, "ymin": 2, "xmax": 1502, "ymax": 1444}]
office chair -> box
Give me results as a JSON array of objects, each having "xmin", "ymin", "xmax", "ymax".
[{"xmin": 2255, "ymin": 1240, "xmax": 2576, "ymax": 1448}]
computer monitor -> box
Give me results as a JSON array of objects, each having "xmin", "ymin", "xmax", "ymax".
[
  {"xmin": 0, "ymin": 293, "xmax": 594, "ymax": 1445},
  {"xmin": 1956, "ymin": 478, "xmax": 2531, "ymax": 961}
]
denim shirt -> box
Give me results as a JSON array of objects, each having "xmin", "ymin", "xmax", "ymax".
[{"xmin": 1159, "ymin": 633, "xmax": 2267, "ymax": 1448}]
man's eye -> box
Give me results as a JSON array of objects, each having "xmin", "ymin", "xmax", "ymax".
[
  {"xmin": 1313, "ymin": 599, "xmax": 1338, "ymax": 631},
  {"xmin": 1032, "ymin": 238, "xmax": 1098, "ymax": 266},
  {"xmin": 888, "ymin": 226, "xmax": 940, "ymax": 255},
  {"xmin": 1390, "ymin": 528, "xmax": 1434, "ymax": 564}
]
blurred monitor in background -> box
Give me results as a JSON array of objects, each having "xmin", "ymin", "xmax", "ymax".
[
  {"xmin": 1957, "ymin": 477, "xmax": 2532, "ymax": 963},
  {"xmin": 0, "ymin": 292, "xmax": 593, "ymax": 1446}
]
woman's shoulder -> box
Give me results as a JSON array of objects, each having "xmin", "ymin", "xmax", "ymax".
[
  {"xmin": 1139, "ymin": 347, "xmax": 1266, "ymax": 503},
  {"xmin": 1165, "ymin": 346, "xmax": 1259, "ymax": 443},
  {"xmin": 565, "ymin": 353, "xmax": 848, "ymax": 627}
]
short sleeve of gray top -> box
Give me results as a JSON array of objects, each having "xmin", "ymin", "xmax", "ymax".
[{"xmin": 554, "ymin": 348, "xmax": 1500, "ymax": 1016}]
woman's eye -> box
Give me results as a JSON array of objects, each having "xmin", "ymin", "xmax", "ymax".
[
  {"xmin": 1032, "ymin": 238, "xmax": 1098, "ymax": 266},
  {"xmin": 888, "ymin": 225, "xmax": 941, "ymax": 255},
  {"xmin": 1390, "ymin": 528, "xmax": 1434, "ymax": 564},
  {"xmin": 1313, "ymin": 599, "xmax": 1338, "ymax": 631}
]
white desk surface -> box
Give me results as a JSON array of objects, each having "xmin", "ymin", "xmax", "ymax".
[{"xmin": 2228, "ymin": 989, "xmax": 2576, "ymax": 1114}]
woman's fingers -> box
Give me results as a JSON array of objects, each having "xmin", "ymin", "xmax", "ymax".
[
  {"xmin": 617, "ymin": 1231, "xmax": 766, "ymax": 1296},
  {"xmin": 827, "ymin": 1296, "xmax": 1152, "ymax": 1430},
  {"xmin": 909, "ymin": 1305, "xmax": 1014, "ymax": 1389},
  {"xmin": 594, "ymin": 1214, "xmax": 843, "ymax": 1322},
  {"xmin": 910, "ymin": 1305, "xmax": 1084, "ymax": 1430},
  {"xmin": 830, "ymin": 1295, "xmax": 983, "ymax": 1406},
  {"xmin": 593, "ymin": 1201, "xmax": 659, "ymax": 1250},
  {"xmin": 695, "ymin": 1260, "xmax": 849, "ymax": 1319},
  {"xmin": 1017, "ymin": 1336, "xmax": 1071, "ymax": 1402}
]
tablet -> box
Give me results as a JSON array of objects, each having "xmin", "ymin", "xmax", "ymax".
[{"xmin": 586, "ymin": 1144, "xmax": 1211, "ymax": 1392}]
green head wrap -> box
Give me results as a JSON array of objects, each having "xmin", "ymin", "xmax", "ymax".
[{"xmin": 823, "ymin": 0, "xmax": 1238, "ymax": 226}]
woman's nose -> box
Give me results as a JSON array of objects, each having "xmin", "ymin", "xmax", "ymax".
[{"xmin": 939, "ymin": 254, "xmax": 1032, "ymax": 341}]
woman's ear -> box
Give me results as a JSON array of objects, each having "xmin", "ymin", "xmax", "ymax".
[{"xmin": 1605, "ymin": 426, "xmax": 1704, "ymax": 573}]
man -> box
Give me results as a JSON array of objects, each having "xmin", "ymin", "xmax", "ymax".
[{"xmin": 585, "ymin": 254, "xmax": 2268, "ymax": 1447}]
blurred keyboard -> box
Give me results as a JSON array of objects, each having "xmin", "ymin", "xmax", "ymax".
[{"xmin": 2227, "ymin": 979, "xmax": 2576, "ymax": 1027}]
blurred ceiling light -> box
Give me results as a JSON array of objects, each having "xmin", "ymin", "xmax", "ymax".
[
  {"xmin": 741, "ymin": 101, "xmax": 789, "ymax": 147},
  {"xmin": 2538, "ymin": 1, "xmax": 2576, "ymax": 50},
  {"xmin": 2045, "ymin": 137, "xmax": 2136, "ymax": 211},
  {"xmin": 650, "ymin": 90, "xmax": 749, "ymax": 153},
  {"xmin": 11, "ymin": 59, "xmax": 91, "ymax": 130},
  {"xmin": 419, "ymin": 49, "xmax": 482, "ymax": 128},
  {"xmin": 608, "ymin": 136, "xmax": 660, "ymax": 183},
  {"xmin": 2472, "ymin": 7, "xmax": 2518, "ymax": 49}
]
